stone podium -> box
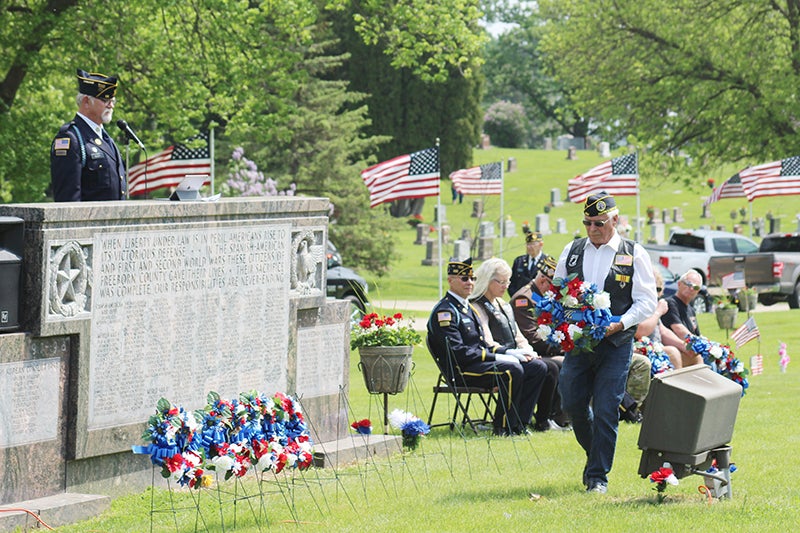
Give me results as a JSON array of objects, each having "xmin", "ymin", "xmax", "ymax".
[{"xmin": 0, "ymin": 198, "xmax": 353, "ymax": 516}]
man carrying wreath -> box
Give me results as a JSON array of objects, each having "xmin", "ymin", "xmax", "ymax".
[{"xmin": 554, "ymin": 192, "xmax": 657, "ymax": 494}]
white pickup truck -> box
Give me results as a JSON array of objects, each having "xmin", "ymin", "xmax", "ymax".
[{"xmin": 643, "ymin": 229, "xmax": 759, "ymax": 284}]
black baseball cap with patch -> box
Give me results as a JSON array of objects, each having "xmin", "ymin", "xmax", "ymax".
[
  {"xmin": 584, "ymin": 192, "xmax": 617, "ymax": 217},
  {"xmin": 77, "ymin": 69, "xmax": 118, "ymax": 100}
]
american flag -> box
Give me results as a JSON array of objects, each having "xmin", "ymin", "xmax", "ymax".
[
  {"xmin": 449, "ymin": 161, "xmax": 503, "ymax": 196},
  {"xmin": 704, "ymin": 173, "xmax": 746, "ymax": 206},
  {"xmin": 721, "ymin": 271, "xmax": 746, "ymax": 290},
  {"xmin": 749, "ymin": 355, "xmax": 763, "ymax": 376},
  {"xmin": 731, "ymin": 316, "xmax": 760, "ymax": 348},
  {"xmin": 567, "ymin": 153, "xmax": 639, "ymax": 203},
  {"xmin": 127, "ymin": 132, "xmax": 211, "ymax": 196},
  {"xmin": 738, "ymin": 155, "xmax": 800, "ymax": 201},
  {"xmin": 360, "ymin": 147, "xmax": 440, "ymax": 208}
]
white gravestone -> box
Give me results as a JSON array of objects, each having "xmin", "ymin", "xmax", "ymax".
[{"xmin": 535, "ymin": 214, "xmax": 550, "ymax": 235}]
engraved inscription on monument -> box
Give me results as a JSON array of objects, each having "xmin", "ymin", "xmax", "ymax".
[
  {"xmin": 0, "ymin": 358, "xmax": 61, "ymax": 448},
  {"xmin": 88, "ymin": 225, "xmax": 291, "ymax": 430},
  {"xmin": 295, "ymin": 324, "xmax": 346, "ymax": 398}
]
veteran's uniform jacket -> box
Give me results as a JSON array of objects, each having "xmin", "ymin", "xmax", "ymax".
[{"xmin": 51, "ymin": 116, "xmax": 126, "ymax": 202}]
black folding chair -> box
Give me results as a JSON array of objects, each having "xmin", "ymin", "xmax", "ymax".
[{"xmin": 425, "ymin": 335, "xmax": 497, "ymax": 433}]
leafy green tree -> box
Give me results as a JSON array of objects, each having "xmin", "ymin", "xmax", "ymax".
[
  {"xmin": 482, "ymin": 17, "xmax": 591, "ymax": 146},
  {"xmin": 538, "ymin": 0, "xmax": 800, "ymax": 182},
  {"xmin": 483, "ymin": 100, "xmax": 529, "ymax": 147}
]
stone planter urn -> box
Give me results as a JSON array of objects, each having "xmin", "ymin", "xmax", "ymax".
[
  {"xmin": 737, "ymin": 292, "xmax": 758, "ymax": 312},
  {"xmin": 357, "ymin": 345, "xmax": 413, "ymax": 394},
  {"xmin": 715, "ymin": 307, "xmax": 738, "ymax": 330}
]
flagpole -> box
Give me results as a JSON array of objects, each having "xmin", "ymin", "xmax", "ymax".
[
  {"xmin": 210, "ymin": 127, "xmax": 216, "ymax": 195},
  {"xmin": 635, "ymin": 152, "xmax": 641, "ymax": 243},
  {"xmin": 436, "ymin": 138, "xmax": 443, "ymax": 299},
  {"xmin": 500, "ymin": 159, "xmax": 505, "ymax": 258}
]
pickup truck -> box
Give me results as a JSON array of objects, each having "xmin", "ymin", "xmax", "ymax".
[
  {"xmin": 708, "ymin": 233, "xmax": 800, "ymax": 308},
  {"xmin": 644, "ymin": 229, "xmax": 759, "ymax": 284}
]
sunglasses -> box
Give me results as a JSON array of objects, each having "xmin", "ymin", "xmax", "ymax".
[
  {"xmin": 681, "ymin": 280, "xmax": 701, "ymax": 291},
  {"xmin": 582, "ymin": 219, "xmax": 609, "ymax": 227},
  {"xmin": 459, "ymin": 276, "xmax": 476, "ymax": 282}
]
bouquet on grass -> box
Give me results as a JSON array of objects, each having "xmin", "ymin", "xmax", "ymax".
[
  {"xmin": 633, "ymin": 336, "xmax": 674, "ymax": 377},
  {"xmin": 533, "ymin": 273, "xmax": 617, "ymax": 354},
  {"xmin": 684, "ymin": 334, "xmax": 749, "ymax": 394},
  {"xmin": 388, "ymin": 409, "xmax": 430, "ymax": 450}
]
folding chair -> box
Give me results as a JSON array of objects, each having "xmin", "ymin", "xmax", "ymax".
[{"xmin": 425, "ymin": 335, "xmax": 497, "ymax": 433}]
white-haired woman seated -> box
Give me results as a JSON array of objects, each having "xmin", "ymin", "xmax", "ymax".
[{"xmin": 470, "ymin": 257, "xmax": 562, "ymax": 432}]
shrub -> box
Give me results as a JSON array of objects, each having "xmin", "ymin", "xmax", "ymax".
[{"xmin": 483, "ymin": 101, "xmax": 529, "ymax": 148}]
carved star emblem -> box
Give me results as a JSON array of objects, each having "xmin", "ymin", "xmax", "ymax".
[{"xmin": 56, "ymin": 254, "xmax": 82, "ymax": 304}]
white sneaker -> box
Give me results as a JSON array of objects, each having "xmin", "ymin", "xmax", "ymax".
[{"xmin": 548, "ymin": 419, "xmax": 572, "ymax": 431}]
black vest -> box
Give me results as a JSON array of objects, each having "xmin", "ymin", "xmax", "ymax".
[
  {"xmin": 475, "ymin": 296, "xmax": 517, "ymax": 350},
  {"xmin": 565, "ymin": 237, "xmax": 636, "ymax": 346}
]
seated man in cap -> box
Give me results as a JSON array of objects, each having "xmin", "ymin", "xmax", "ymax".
[
  {"xmin": 51, "ymin": 69, "xmax": 127, "ymax": 202},
  {"xmin": 554, "ymin": 192, "xmax": 656, "ymax": 494},
  {"xmin": 508, "ymin": 231, "xmax": 544, "ymax": 297},
  {"xmin": 427, "ymin": 258, "xmax": 544, "ymax": 436}
]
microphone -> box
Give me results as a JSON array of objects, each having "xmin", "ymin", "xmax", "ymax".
[{"xmin": 116, "ymin": 119, "xmax": 145, "ymax": 150}]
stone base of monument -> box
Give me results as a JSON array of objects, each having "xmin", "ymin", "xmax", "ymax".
[
  {"xmin": 0, "ymin": 492, "xmax": 110, "ymax": 532},
  {"xmin": 312, "ymin": 433, "xmax": 403, "ymax": 468}
]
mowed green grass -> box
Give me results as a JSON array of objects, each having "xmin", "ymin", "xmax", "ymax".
[
  {"xmin": 59, "ymin": 299, "xmax": 800, "ymax": 532},
  {"xmin": 365, "ymin": 148, "xmax": 800, "ymax": 302}
]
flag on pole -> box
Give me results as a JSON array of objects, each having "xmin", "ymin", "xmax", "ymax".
[
  {"xmin": 738, "ymin": 155, "xmax": 800, "ymax": 201},
  {"xmin": 449, "ymin": 161, "xmax": 503, "ymax": 195},
  {"xmin": 749, "ymin": 354, "xmax": 763, "ymax": 375},
  {"xmin": 731, "ymin": 316, "xmax": 760, "ymax": 348},
  {"xmin": 568, "ymin": 153, "xmax": 639, "ymax": 203},
  {"xmin": 360, "ymin": 147, "xmax": 440, "ymax": 208},
  {"xmin": 128, "ymin": 132, "xmax": 211, "ymax": 196},
  {"xmin": 704, "ymin": 173, "xmax": 746, "ymax": 206},
  {"xmin": 721, "ymin": 271, "xmax": 746, "ymax": 290}
]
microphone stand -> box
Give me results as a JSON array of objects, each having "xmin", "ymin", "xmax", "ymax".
[{"xmin": 121, "ymin": 131, "xmax": 148, "ymax": 200}]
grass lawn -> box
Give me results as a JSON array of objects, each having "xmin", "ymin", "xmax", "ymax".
[{"xmin": 59, "ymin": 311, "xmax": 800, "ymax": 532}]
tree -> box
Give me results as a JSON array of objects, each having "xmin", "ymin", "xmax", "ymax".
[
  {"xmin": 482, "ymin": 16, "xmax": 592, "ymax": 146},
  {"xmin": 538, "ymin": 0, "xmax": 800, "ymax": 181}
]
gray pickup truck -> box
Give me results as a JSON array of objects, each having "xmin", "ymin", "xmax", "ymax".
[{"xmin": 707, "ymin": 233, "xmax": 800, "ymax": 307}]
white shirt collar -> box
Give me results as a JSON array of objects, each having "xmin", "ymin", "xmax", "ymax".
[
  {"xmin": 448, "ymin": 290, "xmax": 469, "ymax": 308},
  {"xmin": 76, "ymin": 112, "xmax": 104, "ymax": 137}
]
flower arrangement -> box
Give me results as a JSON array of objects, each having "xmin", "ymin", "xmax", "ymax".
[
  {"xmin": 649, "ymin": 463, "xmax": 679, "ymax": 503},
  {"xmin": 633, "ymin": 336, "xmax": 674, "ymax": 377},
  {"xmin": 707, "ymin": 178, "xmax": 715, "ymax": 188},
  {"xmin": 133, "ymin": 390, "xmax": 314, "ymax": 488},
  {"xmin": 684, "ymin": 334, "xmax": 749, "ymax": 394},
  {"xmin": 779, "ymin": 342, "xmax": 790, "ymax": 372},
  {"xmin": 388, "ymin": 409, "xmax": 430, "ymax": 450},
  {"xmin": 713, "ymin": 293, "xmax": 738, "ymax": 309},
  {"xmin": 533, "ymin": 274, "xmax": 616, "ymax": 354},
  {"xmin": 350, "ymin": 419, "xmax": 373, "ymax": 435},
  {"xmin": 350, "ymin": 312, "xmax": 422, "ymax": 350}
]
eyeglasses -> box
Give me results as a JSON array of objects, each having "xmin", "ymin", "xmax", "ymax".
[
  {"xmin": 582, "ymin": 219, "xmax": 609, "ymax": 228},
  {"xmin": 681, "ymin": 280, "xmax": 701, "ymax": 291},
  {"xmin": 92, "ymin": 96, "xmax": 116, "ymax": 106},
  {"xmin": 492, "ymin": 279, "xmax": 510, "ymax": 287},
  {"xmin": 459, "ymin": 276, "xmax": 476, "ymax": 282}
]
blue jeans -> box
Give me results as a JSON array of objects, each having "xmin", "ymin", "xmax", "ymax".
[{"xmin": 559, "ymin": 339, "xmax": 632, "ymax": 486}]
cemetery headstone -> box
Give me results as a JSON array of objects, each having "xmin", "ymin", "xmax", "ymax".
[
  {"xmin": 535, "ymin": 213, "xmax": 550, "ymax": 235},
  {"xmin": 471, "ymin": 200, "xmax": 484, "ymax": 218},
  {"xmin": 414, "ymin": 224, "xmax": 429, "ymax": 245},
  {"xmin": 556, "ymin": 218, "xmax": 568, "ymax": 234},
  {"xmin": 550, "ymin": 188, "xmax": 563, "ymax": 207},
  {"xmin": 650, "ymin": 222, "xmax": 665, "ymax": 245},
  {"xmin": 477, "ymin": 237, "xmax": 494, "ymax": 261},
  {"xmin": 434, "ymin": 204, "xmax": 446, "ymax": 224}
]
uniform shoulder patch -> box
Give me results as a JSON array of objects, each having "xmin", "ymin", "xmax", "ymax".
[
  {"xmin": 514, "ymin": 297, "xmax": 529, "ymax": 307},
  {"xmin": 436, "ymin": 311, "xmax": 452, "ymax": 326},
  {"xmin": 54, "ymin": 137, "xmax": 70, "ymax": 151}
]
